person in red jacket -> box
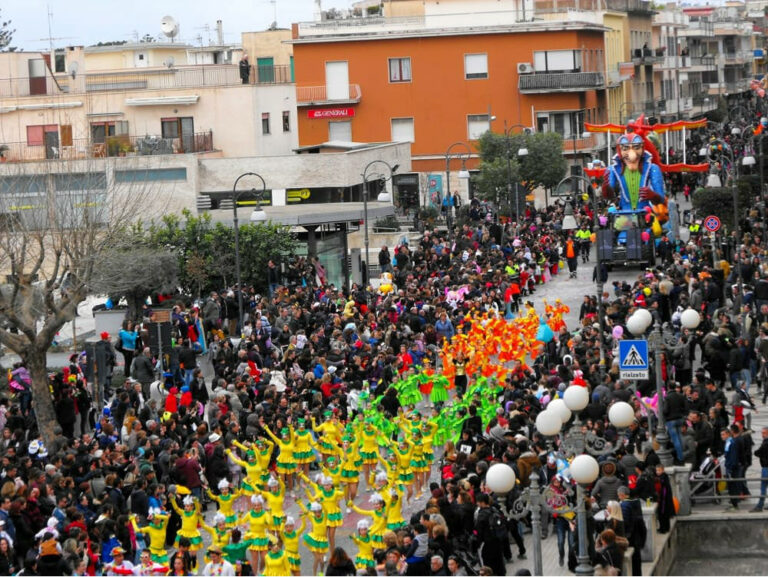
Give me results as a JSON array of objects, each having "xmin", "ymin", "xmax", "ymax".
[
  {"xmin": 174, "ymin": 448, "xmax": 204, "ymax": 500},
  {"xmin": 165, "ymin": 388, "xmax": 179, "ymax": 414}
]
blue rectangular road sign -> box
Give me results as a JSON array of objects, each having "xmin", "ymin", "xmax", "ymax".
[{"xmin": 618, "ymin": 339, "xmax": 649, "ymax": 379}]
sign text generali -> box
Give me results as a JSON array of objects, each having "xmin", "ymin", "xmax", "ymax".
[{"xmin": 307, "ymin": 108, "xmax": 356, "ymax": 119}]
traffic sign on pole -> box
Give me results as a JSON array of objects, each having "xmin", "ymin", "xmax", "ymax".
[
  {"xmin": 703, "ymin": 215, "xmax": 721, "ymax": 232},
  {"xmin": 619, "ymin": 339, "xmax": 649, "ymax": 380}
]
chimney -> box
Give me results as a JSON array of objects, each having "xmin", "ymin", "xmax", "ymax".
[
  {"xmin": 314, "ymin": 0, "xmax": 323, "ymax": 21},
  {"xmin": 216, "ymin": 20, "xmax": 223, "ymax": 45}
]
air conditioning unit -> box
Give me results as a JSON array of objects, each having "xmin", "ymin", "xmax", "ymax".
[{"xmin": 517, "ymin": 62, "xmax": 534, "ymax": 74}]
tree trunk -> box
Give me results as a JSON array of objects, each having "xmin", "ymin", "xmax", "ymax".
[{"xmin": 23, "ymin": 347, "xmax": 58, "ymax": 450}]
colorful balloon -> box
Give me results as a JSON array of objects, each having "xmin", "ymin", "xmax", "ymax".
[
  {"xmin": 641, "ymin": 231, "xmax": 651, "ymax": 242},
  {"xmin": 612, "ymin": 325, "xmax": 623, "ymax": 339}
]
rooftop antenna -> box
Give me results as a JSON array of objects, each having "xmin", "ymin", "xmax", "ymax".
[{"xmin": 160, "ymin": 16, "xmax": 180, "ymax": 43}]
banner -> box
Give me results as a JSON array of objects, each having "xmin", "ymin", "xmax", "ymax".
[{"xmin": 427, "ymin": 174, "xmax": 443, "ymax": 209}]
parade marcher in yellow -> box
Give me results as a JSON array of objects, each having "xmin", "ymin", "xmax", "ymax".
[
  {"xmin": 243, "ymin": 494, "xmax": 270, "ymax": 575},
  {"xmin": 253, "ymin": 436, "xmax": 275, "ymax": 488},
  {"xmin": 258, "ymin": 475, "xmax": 287, "ymax": 531},
  {"xmin": 351, "ymin": 518, "xmax": 375, "ymax": 572},
  {"xmin": 263, "ymin": 423, "xmax": 297, "ymax": 495},
  {"xmin": 377, "ymin": 454, "xmax": 407, "ymax": 531},
  {"xmin": 292, "ymin": 418, "xmax": 319, "ymax": 482},
  {"xmin": 348, "ymin": 493, "xmax": 388, "ymax": 549},
  {"xmin": 410, "ymin": 428, "xmax": 430, "ymax": 498},
  {"xmin": 312, "ymin": 410, "xmax": 343, "ymax": 456},
  {"xmin": 357, "ymin": 417, "xmax": 380, "ymax": 488},
  {"xmin": 339, "ymin": 433, "xmax": 363, "ymax": 510},
  {"xmin": 226, "ymin": 442, "xmax": 262, "ymax": 496},
  {"xmin": 206, "ymin": 479, "xmax": 241, "ymax": 527},
  {"xmin": 301, "ymin": 501, "xmax": 330, "ymax": 577},
  {"xmin": 320, "ymin": 445, "xmax": 344, "ymax": 487},
  {"xmin": 200, "ymin": 513, "xmax": 232, "ymax": 565},
  {"xmin": 300, "ymin": 471, "xmax": 345, "ymax": 551},
  {"xmin": 262, "ymin": 535, "xmax": 291, "ymax": 577},
  {"xmin": 130, "ymin": 508, "xmax": 170, "ymax": 564},
  {"xmin": 170, "ymin": 495, "xmax": 204, "ymax": 563},
  {"xmin": 280, "ymin": 515, "xmax": 306, "ymax": 577}
]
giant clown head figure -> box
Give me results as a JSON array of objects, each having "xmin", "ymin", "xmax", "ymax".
[{"xmin": 617, "ymin": 132, "xmax": 644, "ymax": 172}]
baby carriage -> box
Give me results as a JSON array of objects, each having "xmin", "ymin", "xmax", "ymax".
[{"xmin": 690, "ymin": 454, "xmax": 723, "ymax": 505}]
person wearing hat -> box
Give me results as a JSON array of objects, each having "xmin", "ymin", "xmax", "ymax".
[
  {"xmin": 202, "ymin": 544, "xmax": 235, "ymax": 576},
  {"xmin": 130, "ymin": 508, "xmax": 170, "ymax": 564},
  {"xmin": 205, "ymin": 479, "xmax": 241, "ymax": 528},
  {"xmin": 280, "ymin": 515, "xmax": 306, "ymax": 576},
  {"xmin": 291, "ymin": 418, "xmax": 317, "ymax": 482},
  {"xmin": 263, "ymin": 423, "xmax": 297, "ymax": 496},
  {"xmin": 261, "ymin": 534, "xmax": 290, "ymax": 577},
  {"xmin": 258, "ymin": 475, "xmax": 287, "ymax": 532},
  {"xmin": 299, "ymin": 500, "xmax": 330, "ymax": 576},
  {"xmin": 226, "ymin": 440, "xmax": 264, "ymax": 496},
  {"xmin": 170, "ymin": 495, "xmax": 204, "ymax": 563},
  {"xmin": 103, "ymin": 546, "xmax": 134, "ymax": 576},
  {"xmin": 311, "ymin": 411, "xmax": 343, "ymax": 457},
  {"xmin": 133, "ymin": 548, "xmax": 168, "ymax": 576}
]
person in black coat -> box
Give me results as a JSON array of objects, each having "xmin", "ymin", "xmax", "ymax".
[
  {"xmin": 654, "ymin": 464, "xmax": 675, "ymax": 533},
  {"xmin": 325, "ymin": 547, "xmax": 356, "ymax": 576},
  {"xmin": 56, "ymin": 387, "xmax": 77, "ymax": 439},
  {"xmin": 474, "ymin": 494, "xmax": 506, "ymax": 577}
]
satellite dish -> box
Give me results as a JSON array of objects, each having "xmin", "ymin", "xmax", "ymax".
[
  {"xmin": 69, "ymin": 61, "xmax": 79, "ymax": 79},
  {"xmin": 160, "ymin": 16, "xmax": 179, "ymax": 41}
]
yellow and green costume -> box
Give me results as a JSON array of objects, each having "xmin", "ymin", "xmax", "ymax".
[
  {"xmin": 170, "ymin": 499, "xmax": 204, "ymax": 552},
  {"xmin": 264, "ymin": 425, "xmax": 297, "ymax": 474},
  {"xmin": 281, "ymin": 517, "xmax": 306, "ymax": 572},
  {"xmin": 130, "ymin": 513, "xmax": 169, "ymax": 563},
  {"xmin": 351, "ymin": 532, "xmax": 375, "ymax": 570},
  {"xmin": 263, "ymin": 549, "xmax": 291, "ymax": 577},
  {"xmin": 244, "ymin": 508, "xmax": 270, "ymax": 551},
  {"xmin": 206, "ymin": 487, "xmax": 242, "ymax": 527}
]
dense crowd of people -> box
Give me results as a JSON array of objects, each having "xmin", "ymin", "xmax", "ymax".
[{"xmin": 1, "ymin": 183, "xmax": 768, "ymax": 577}]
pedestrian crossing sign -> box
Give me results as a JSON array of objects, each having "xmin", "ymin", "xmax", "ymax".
[{"xmin": 619, "ymin": 339, "xmax": 649, "ymax": 380}]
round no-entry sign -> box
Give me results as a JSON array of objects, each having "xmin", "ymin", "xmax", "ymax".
[{"xmin": 703, "ymin": 215, "xmax": 721, "ymax": 232}]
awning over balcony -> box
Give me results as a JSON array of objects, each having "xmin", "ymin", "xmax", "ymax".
[
  {"xmin": 124, "ymin": 95, "xmax": 199, "ymax": 106},
  {"xmin": 519, "ymin": 72, "xmax": 604, "ymax": 93}
]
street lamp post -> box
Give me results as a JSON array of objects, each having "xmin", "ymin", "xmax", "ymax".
[
  {"xmin": 232, "ymin": 172, "xmax": 267, "ymax": 338},
  {"xmin": 503, "ymin": 122, "xmax": 531, "ymax": 223},
  {"xmin": 445, "ymin": 141, "xmax": 472, "ymax": 234},
  {"xmin": 702, "ymin": 138, "xmax": 743, "ymax": 299},
  {"xmin": 742, "ymin": 131, "xmax": 766, "ymax": 243},
  {"xmin": 627, "ymin": 308, "xmax": 701, "ymax": 466},
  {"xmin": 361, "ymin": 160, "xmax": 399, "ymax": 294}
]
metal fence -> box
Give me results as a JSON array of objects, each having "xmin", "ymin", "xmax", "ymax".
[{"xmin": 0, "ymin": 131, "xmax": 214, "ymax": 163}]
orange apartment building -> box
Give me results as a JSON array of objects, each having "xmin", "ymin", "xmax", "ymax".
[{"xmin": 291, "ymin": 8, "xmax": 607, "ymax": 204}]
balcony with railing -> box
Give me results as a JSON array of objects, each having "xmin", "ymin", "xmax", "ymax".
[
  {"xmin": 518, "ymin": 72, "xmax": 604, "ymax": 93},
  {"xmin": 722, "ymin": 51, "xmax": 753, "ymax": 65},
  {"xmin": 631, "ymin": 46, "xmax": 665, "ymax": 65},
  {"xmin": 679, "ymin": 20, "xmax": 715, "ymax": 37},
  {"xmin": 685, "ymin": 55, "xmax": 717, "ymax": 70},
  {"xmin": 563, "ymin": 133, "xmax": 600, "ymax": 153},
  {"xmin": 0, "ymin": 131, "xmax": 214, "ymax": 163},
  {"xmin": 296, "ymin": 84, "xmax": 362, "ymax": 106},
  {"xmin": 0, "ymin": 64, "xmax": 292, "ymax": 98}
]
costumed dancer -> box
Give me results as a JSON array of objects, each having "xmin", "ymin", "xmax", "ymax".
[
  {"xmin": 253, "ymin": 437, "xmax": 275, "ymax": 489},
  {"xmin": 243, "ymin": 494, "xmax": 270, "ymax": 575},
  {"xmin": 351, "ymin": 519, "xmax": 375, "ymax": 572},
  {"xmin": 280, "ymin": 515, "xmax": 306, "ymax": 577},
  {"xmin": 129, "ymin": 509, "xmax": 169, "ymax": 565},
  {"xmin": 300, "ymin": 472, "xmax": 345, "ymax": 552},
  {"xmin": 262, "ymin": 535, "xmax": 291, "ymax": 577},
  {"xmin": 320, "ymin": 449, "xmax": 344, "ymax": 488},
  {"xmin": 226, "ymin": 442, "xmax": 262, "ymax": 496},
  {"xmin": 339, "ymin": 433, "xmax": 363, "ymax": 510},
  {"xmin": 376, "ymin": 453, "xmax": 407, "ymax": 531},
  {"xmin": 170, "ymin": 495, "xmax": 204, "ymax": 567},
  {"xmin": 259, "ymin": 475, "xmax": 287, "ymax": 531},
  {"xmin": 311, "ymin": 411, "xmax": 343, "ymax": 456},
  {"xmin": 429, "ymin": 374, "xmax": 450, "ymax": 410},
  {"xmin": 386, "ymin": 434, "xmax": 415, "ymax": 501},
  {"xmin": 420, "ymin": 417, "xmax": 440, "ymax": 472},
  {"xmin": 409, "ymin": 429, "xmax": 430, "ymax": 498},
  {"xmin": 199, "ymin": 513, "xmax": 232, "ymax": 565},
  {"xmin": 348, "ymin": 494, "xmax": 388, "ymax": 550},
  {"xmin": 263, "ymin": 424, "xmax": 297, "ymax": 496},
  {"xmin": 301, "ymin": 501, "xmax": 330, "ymax": 577},
  {"xmin": 357, "ymin": 417, "xmax": 381, "ymax": 489},
  {"xmin": 292, "ymin": 418, "xmax": 319, "ymax": 485},
  {"xmin": 206, "ymin": 479, "xmax": 242, "ymax": 528}
]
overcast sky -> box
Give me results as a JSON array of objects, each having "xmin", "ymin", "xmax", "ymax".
[{"xmin": 5, "ymin": 0, "xmax": 353, "ymax": 51}]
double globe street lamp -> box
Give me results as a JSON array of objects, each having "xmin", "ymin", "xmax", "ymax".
[
  {"xmin": 625, "ymin": 307, "xmax": 702, "ymax": 467},
  {"xmin": 487, "ymin": 384, "xmax": 636, "ymax": 576}
]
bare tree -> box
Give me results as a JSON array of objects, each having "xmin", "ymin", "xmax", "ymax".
[{"xmin": 0, "ymin": 157, "xmax": 162, "ymax": 448}]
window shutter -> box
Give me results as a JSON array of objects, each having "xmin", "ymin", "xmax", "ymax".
[
  {"xmin": 27, "ymin": 125, "xmax": 44, "ymax": 146},
  {"xmin": 60, "ymin": 125, "xmax": 73, "ymax": 146}
]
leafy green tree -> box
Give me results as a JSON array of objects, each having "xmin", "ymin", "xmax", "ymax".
[
  {"xmin": 0, "ymin": 10, "xmax": 15, "ymax": 52},
  {"xmin": 473, "ymin": 131, "xmax": 567, "ymax": 209},
  {"xmin": 691, "ymin": 180, "xmax": 751, "ymax": 228}
]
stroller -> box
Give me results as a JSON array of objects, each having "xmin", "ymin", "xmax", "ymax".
[{"xmin": 690, "ymin": 454, "xmax": 723, "ymax": 505}]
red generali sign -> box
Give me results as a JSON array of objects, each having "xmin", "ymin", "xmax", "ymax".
[{"xmin": 307, "ymin": 107, "xmax": 355, "ymax": 119}]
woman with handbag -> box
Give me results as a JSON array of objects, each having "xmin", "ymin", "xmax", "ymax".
[{"xmin": 594, "ymin": 529, "xmax": 626, "ymax": 575}]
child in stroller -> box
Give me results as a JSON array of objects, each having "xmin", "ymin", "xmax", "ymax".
[{"xmin": 689, "ymin": 453, "xmax": 723, "ymax": 505}]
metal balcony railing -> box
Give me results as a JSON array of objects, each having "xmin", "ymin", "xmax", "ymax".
[
  {"xmin": 0, "ymin": 64, "xmax": 292, "ymax": 98},
  {"xmin": 518, "ymin": 72, "xmax": 604, "ymax": 92},
  {"xmin": 0, "ymin": 131, "xmax": 214, "ymax": 163},
  {"xmin": 296, "ymin": 84, "xmax": 362, "ymax": 105}
]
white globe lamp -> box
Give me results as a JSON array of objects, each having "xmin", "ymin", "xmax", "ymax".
[
  {"xmin": 634, "ymin": 308, "xmax": 653, "ymax": 331},
  {"xmin": 536, "ymin": 410, "xmax": 563, "ymax": 437},
  {"xmin": 563, "ymin": 385, "xmax": 590, "ymax": 412},
  {"xmin": 485, "ymin": 463, "xmax": 517, "ymax": 494},
  {"xmin": 680, "ymin": 308, "xmax": 701, "ymax": 330},
  {"xmin": 547, "ymin": 398, "xmax": 572, "ymax": 424},
  {"xmin": 626, "ymin": 313, "xmax": 648, "ymax": 336},
  {"xmin": 608, "ymin": 401, "xmax": 635, "ymax": 428},
  {"xmin": 570, "ymin": 454, "xmax": 600, "ymax": 485}
]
